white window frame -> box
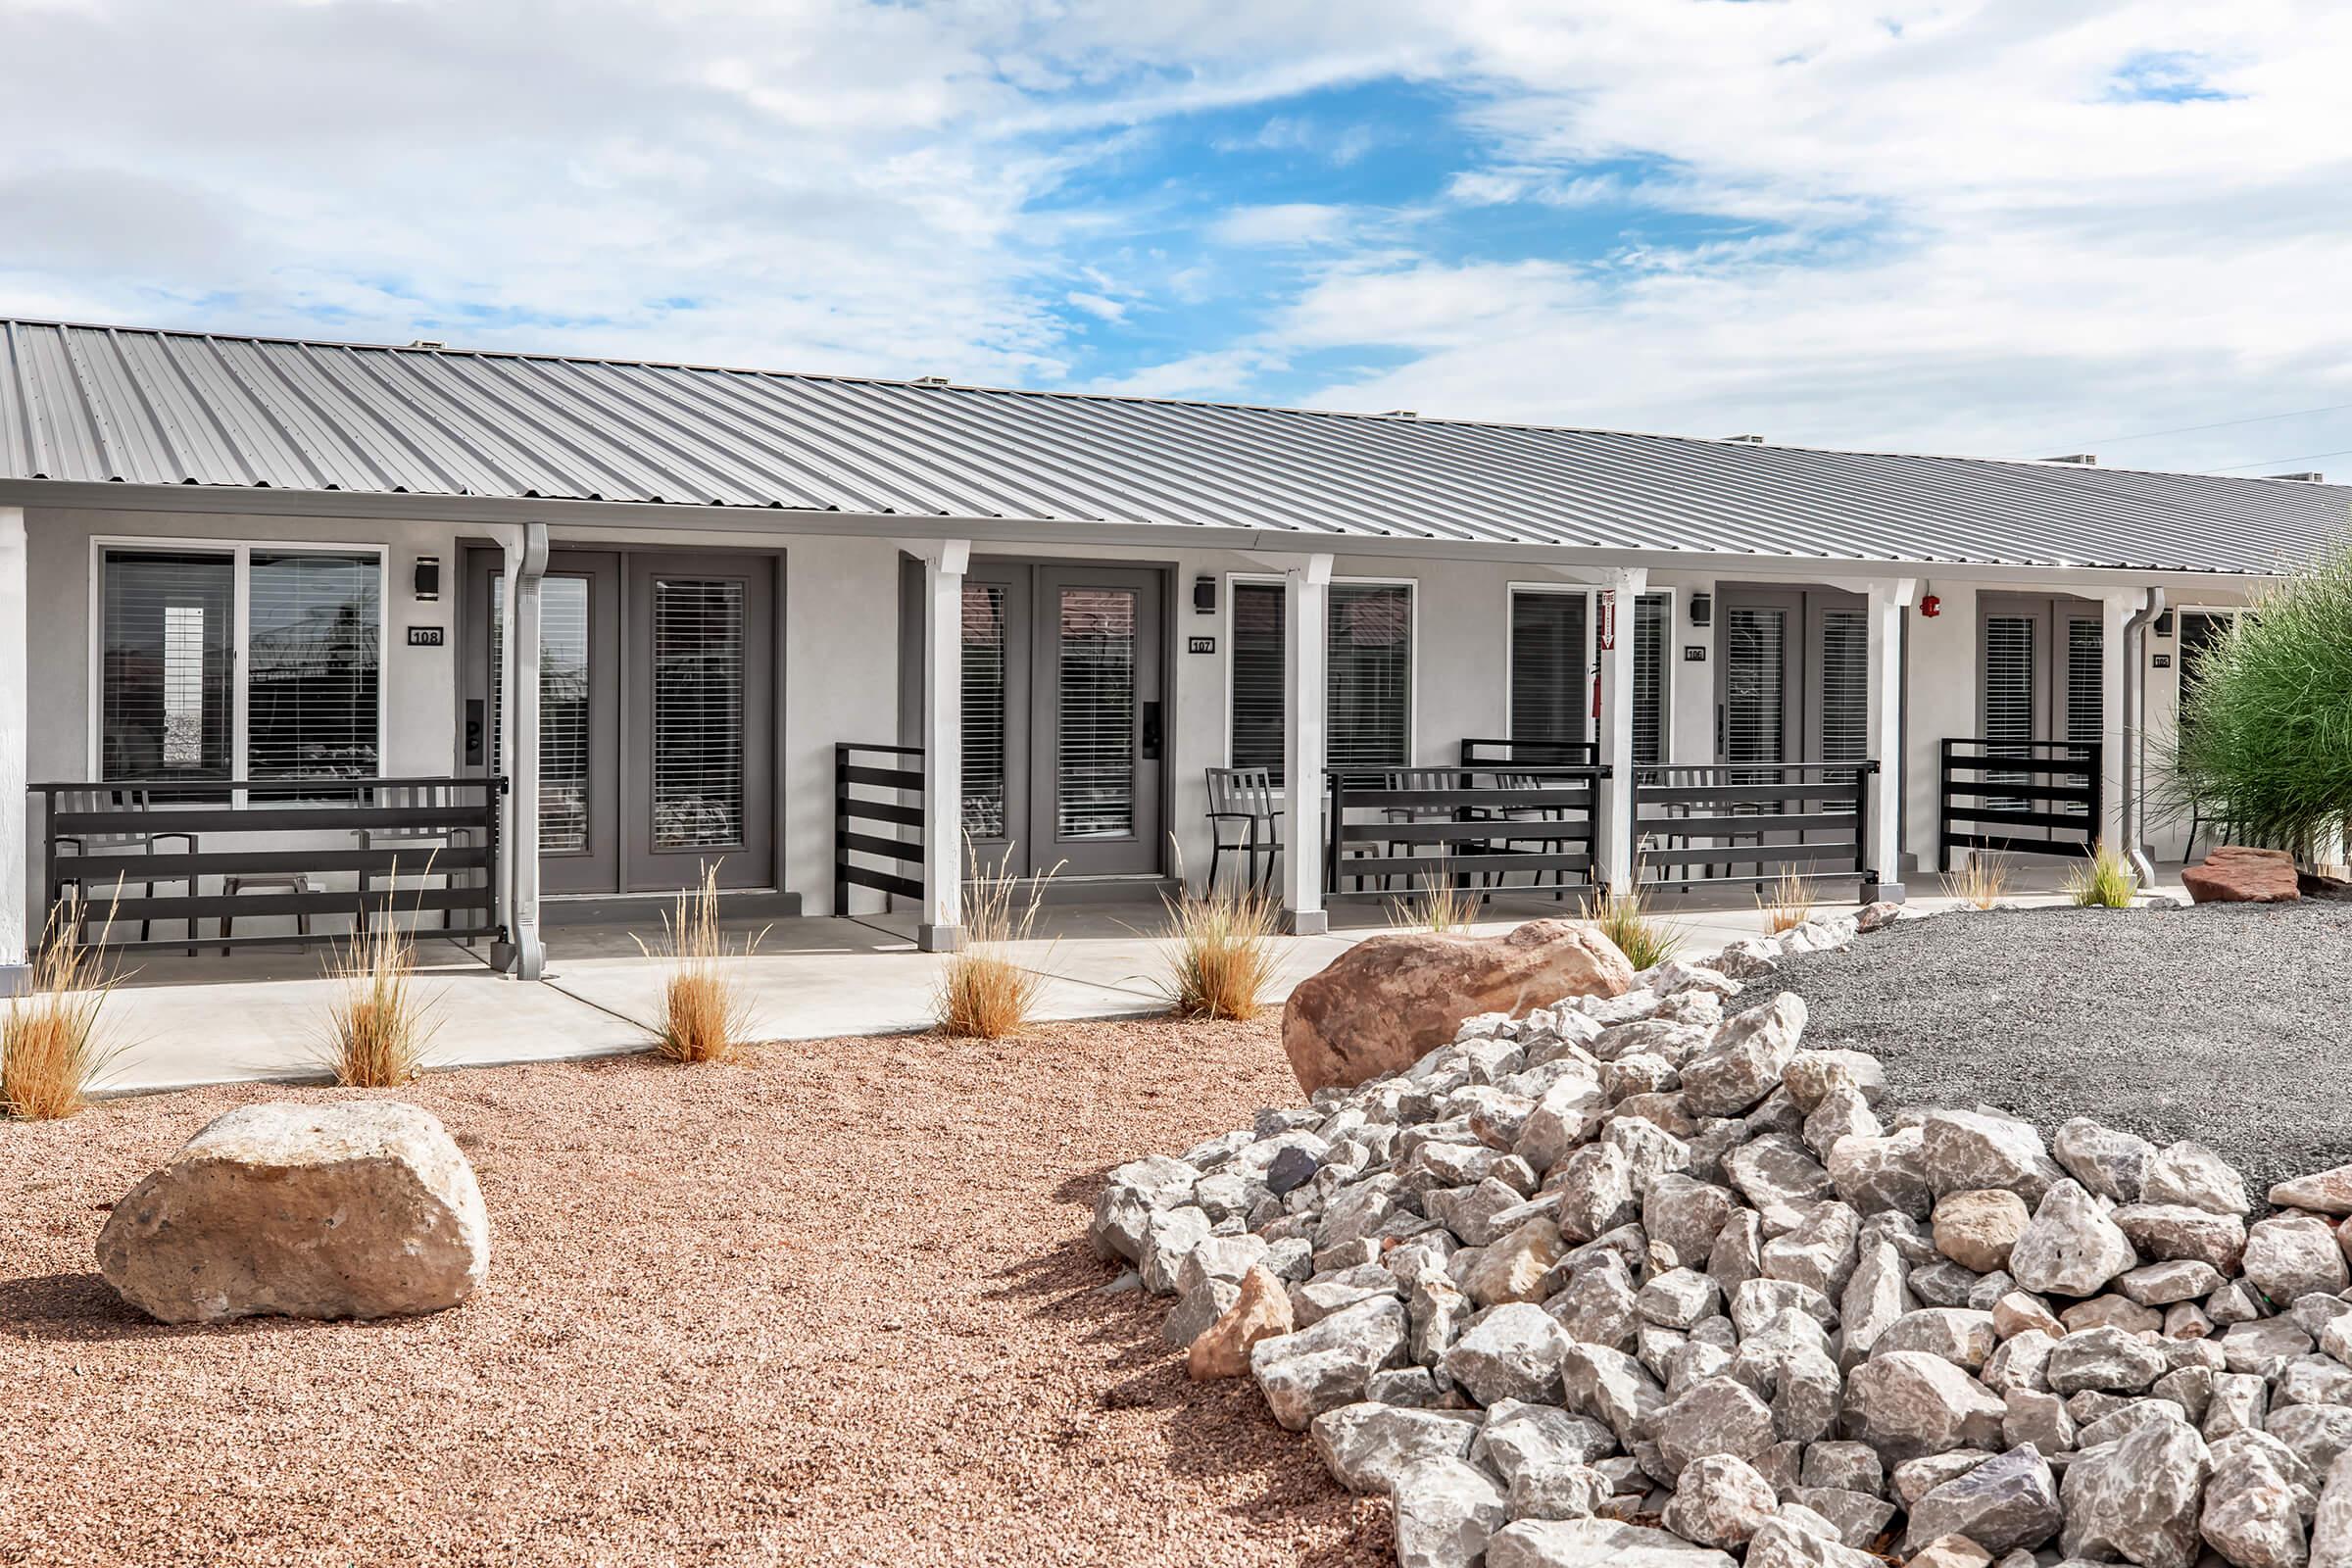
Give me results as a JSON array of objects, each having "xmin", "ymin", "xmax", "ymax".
[
  {"xmin": 1223, "ymin": 570, "xmax": 1419, "ymax": 774},
  {"xmin": 86, "ymin": 535, "xmax": 390, "ymax": 784}
]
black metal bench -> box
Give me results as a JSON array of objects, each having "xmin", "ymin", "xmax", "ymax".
[{"xmin": 35, "ymin": 776, "xmax": 505, "ymax": 955}]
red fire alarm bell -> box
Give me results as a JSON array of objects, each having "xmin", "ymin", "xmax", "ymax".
[{"xmin": 1919, "ymin": 594, "xmax": 1940, "ymax": 618}]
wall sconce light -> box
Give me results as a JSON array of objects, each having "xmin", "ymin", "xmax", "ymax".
[
  {"xmin": 1688, "ymin": 591, "xmax": 1712, "ymax": 627},
  {"xmin": 1193, "ymin": 574, "xmax": 1217, "ymax": 613},
  {"xmin": 413, "ymin": 555, "xmax": 441, "ymax": 602}
]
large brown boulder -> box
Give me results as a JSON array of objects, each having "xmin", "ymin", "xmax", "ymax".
[
  {"xmin": 2182, "ymin": 845, "xmax": 2300, "ymax": 905},
  {"xmin": 1280, "ymin": 919, "xmax": 1634, "ymax": 1094},
  {"xmin": 97, "ymin": 1101, "xmax": 490, "ymax": 1324}
]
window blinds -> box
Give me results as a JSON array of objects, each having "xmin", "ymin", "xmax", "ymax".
[
  {"xmin": 99, "ymin": 550, "xmax": 235, "ymax": 781},
  {"xmin": 651, "ymin": 578, "xmax": 746, "ymax": 851},
  {"xmin": 1326, "ymin": 582, "xmax": 1412, "ymax": 773},
  {"xmin": 2065, "ymin": 618, "xmax": 2103, "ymax": 746},
  {"xmin": 1509, "ymin": 592, "xmax": 1588, "ymax": 747},
  {"xmin": 961, "ymin": 584, "xmax": 1010, "ymax": 839},
  {"xmin": 1230, "ymin": 581, "xmax": 1288, "ymax": 783},
  {"xmin": 247, "ymin": 551, "xmax": 379, "ymax": 781},
  {"xmin": 1819, "ymin": 609, "xmax": 1869, "ymax": 765},
  {"xmin": 1231, "ymin": 580, "xmax": 1416, "ymax": 781},
  {"xmin": 1054, "ymin": 587, "xmax": 1138, "ymax": 839},
  {"xmin": 1724, "ymin": 607, "xmax": 1788, "ymax": 769},
  {"xmin": 490, "ymin": 573, "xmax": 593, "ymax": 854},
  {"xmin": 1633, "ymin": 591, "xmax": 1667, "ymax": 767}
]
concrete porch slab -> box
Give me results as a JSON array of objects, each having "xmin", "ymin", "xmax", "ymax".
[{"xmin": 74, "ymin": 861, "xmax": 2188, "ymax": 1097}]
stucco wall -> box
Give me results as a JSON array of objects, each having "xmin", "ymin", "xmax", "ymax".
[{"xmin": 7, "ymin": 500, "xmax": 2267, "ymax": 941}]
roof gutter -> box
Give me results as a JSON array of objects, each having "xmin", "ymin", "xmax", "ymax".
[{"xmin": 0, "ymin": 477, "xmax": 2298, "ymax": 592}]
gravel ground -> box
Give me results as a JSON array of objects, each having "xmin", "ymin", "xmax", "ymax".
[
  {"xmin": 1738, "ymin": 901, "xmax": 2352, "ymax": 1203},
  {"xmin": 0, "ymin": 1017, "xmax": 1383, "ymax": 1568}
]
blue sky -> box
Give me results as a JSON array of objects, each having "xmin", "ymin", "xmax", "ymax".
[{"xmin": 3, "ymin": 1, "xmax": 2350, "ymax": 479}]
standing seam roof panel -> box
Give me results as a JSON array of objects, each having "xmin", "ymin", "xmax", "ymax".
[{"xmin": 1, "ymin": 319, "xmax": 2346, "ymax": 575}]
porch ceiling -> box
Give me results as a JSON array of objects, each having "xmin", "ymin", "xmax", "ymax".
[{"xmin": 4, "ymin": 318, "xmax": 2345, "ymax": 578}]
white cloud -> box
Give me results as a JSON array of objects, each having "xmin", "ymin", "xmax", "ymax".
[
  {"xmin": 1209, "ymin": 202, "xmax": 1358, "ymax": 247},
  {"xmin": 1065, "ymin": 290, "xmax": 1128, "ymax": 322},
  {"xmin": 1092, "ymin": 348, "xmax": 1292, "ymax": 399}
]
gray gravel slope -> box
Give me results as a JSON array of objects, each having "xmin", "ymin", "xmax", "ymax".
[{"xmin": 1733, "ymin": 902, "xmax": 2352, "ymax": 1205}]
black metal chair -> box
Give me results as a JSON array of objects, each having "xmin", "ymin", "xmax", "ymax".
[
  {"xmin": 356, "ymin": 781, "xmax": 479, "ymax": 943},
  {"xmin": 1203, "ymin": 767, "xmax": 1281, "ymax": 894},
  {"xmin": 52, "ymin": 788, "xmax": 199, "ymax": 953}
]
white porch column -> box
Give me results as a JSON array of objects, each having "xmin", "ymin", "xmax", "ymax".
[
  {"xmin": 1594, "ymin": 565, "xmax": 1648, "ymax": 895},
  {"xmin": 1281, "ymin": 553, "xmax": 1333, "ymax": 935},
  {"xmin": 493, "ymin": 522, "xmax": 548, "ymax": 980},
  {"xmin": 0, "ymin": 507, "xmax": 27, "ymax": 996},
  {"xmin": 2098, "ymin": 587, "xmax": 2134, "ymax": 854},
  {"xmin": 911, "ymin": 539, "xmax": 970, "ymax": 953},
  {"xmin": 1864, "ymin": 577, "xmax": 1917, "ymax": 901}
]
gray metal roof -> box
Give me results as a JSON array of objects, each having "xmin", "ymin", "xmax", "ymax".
[{"xmin": 3, "ymin": 318, "xmax": 2345, "ymax": 574}]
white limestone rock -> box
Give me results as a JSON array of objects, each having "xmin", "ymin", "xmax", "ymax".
[{"xmin": 1393, "ymin": 1456, "xmax": 1510, "ymax": 1568}]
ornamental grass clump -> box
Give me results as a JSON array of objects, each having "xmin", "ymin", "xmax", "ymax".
[
  {"xmin": 2066, "ymin": 840, "xmax": 2140, "ymax": 908},
  {"xmin": 635, "ymin": 861, "xmax": 764, "ymax": 1063},
  {"xmin": 1582, "ymin": 876, "xmax": 1683, "ymax": 970},
  {"xmin": 322, "ymin": 909, "xmax": 438, "ymax": 1088},
  {"xmin": 934, "ymin": 840, "xmax": 1057, "ymax": 1040},
  {"xmin": 1389, "ymin": 871, "xmax": 1479, "ymax": 934},
  {"xmin": 1, "ymin": 894, "xmax": 122, "ymax": 1120},
  {"xmin": 1158, "ymin": 881, "xmax": 1285, "ymax": 1022},
  {"xmin": 1940, "ymin": 853, "xmax": 2011, "ymax": 909},
  {"xmin": 2170, "ymin": 541, "xmax": 2352, "ymax": 858},
  {"xmin": 1754, "ymin": 866, "xmax": 1817, "ymax": 935}
]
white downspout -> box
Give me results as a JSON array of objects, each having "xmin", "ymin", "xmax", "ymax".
[
  {"xmin": 493, "ymin": 522, "xmax": 548, "ymax": 980},
  {"xmin": 2123, "ymin": 587, "xmax": 2165, "ymax": 885},
  {"xmin": 1280, "ymin": 552, "xmax": 1333, "ymax": 936},
  {"xmin": 1594, "ymin": 565, "xmax": 1648, "ymax": 896}
]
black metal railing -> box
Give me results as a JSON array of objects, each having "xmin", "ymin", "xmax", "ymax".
[
  {"xmin": 1326, "ymin": 764, "xmax": 1607, "ymax": 902},
  {"xmin": 835, "ymin": 743, "xmax": 925, "ymax": 913},
  {"xmin": 1632, "ymin": 761, "xmax": 1877, "ymax": 892},
  {"xmin": 1939, "ymin": 739, "xmax": 2101, "ymax": 869},
  {"xmin": 1457, "ymin": 736, "xmax": 1602, "ymax": 768},
  {"xmin": 34, "ymin": 776, "xmax": 503, "ymax": 954}
]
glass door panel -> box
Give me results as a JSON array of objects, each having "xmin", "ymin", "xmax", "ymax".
[
  {"xmin": 480, "ymin": 555, "xmax": 620, "ymax": 894},
  {"xmin": 1054, "ymin": 586, "xmax": 1138, "ymax": 841}
]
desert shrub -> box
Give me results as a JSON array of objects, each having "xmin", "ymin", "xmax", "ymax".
[
  {"xmin": 1940, "ymin": 853, "xmax": 2011, "ymax": 909},
  {"xmin": 321, "ymin": 909, "xmax": 438, "ymax": 1088},
  {"xmin": 1, "ymin": 895, "xmax": 120, "ymax": 1119},
  {"xmin": 2066, "ymin": 840, "xmax": 2140, "ymax": 908},
  {"xmin": 636, "ymin": 861, "xmax": 763, "ymax": 1063},
  {"xmin": 2170, "ymin": 543, "xmax": 2352, "ymax": 858},
  {"xmin": 1754, "ymin": 867, "xmax": 1817, "ymax": 935},
  {"xmin": 1583, "ymin": 878, "xmax": 1682, "ymax": 970},
  {"xmin": 934, "ymin": 840, "xmax": 1056, "ymax": 1039},
  {"xmin": 1158, "ymin": 883, "xmax": 1285, "ymax": 1021}
]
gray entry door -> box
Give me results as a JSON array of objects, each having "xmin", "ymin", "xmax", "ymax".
[
  {"xmin": 623, "ymin": 553, "xmax": 776, "ymax": 892},
  {"xmin": 1031, "ymin": 566, "xmax": 1163, "ymax": 877},
  {"xmin": 952, "ymin": 563, "xmax": 1165, "ymax": 879},
  {"xmin": 467, "ymin": 548, "xmax": 775, "ymax": 896}
]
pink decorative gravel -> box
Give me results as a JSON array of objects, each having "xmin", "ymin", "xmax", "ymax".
[{"xmin": 0, "ymin": 1018, "xmax": 1388, "ymax": 1566}]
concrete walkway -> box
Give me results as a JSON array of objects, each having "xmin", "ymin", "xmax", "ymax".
[{"xmin": 77, "ymin": 863, "xmax": 2187, "ymax": 1096}]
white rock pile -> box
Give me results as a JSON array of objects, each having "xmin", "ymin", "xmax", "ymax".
[{"xmin": 1091, "ymin": 906, "xmax": 2352, "ymax": 1568}]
